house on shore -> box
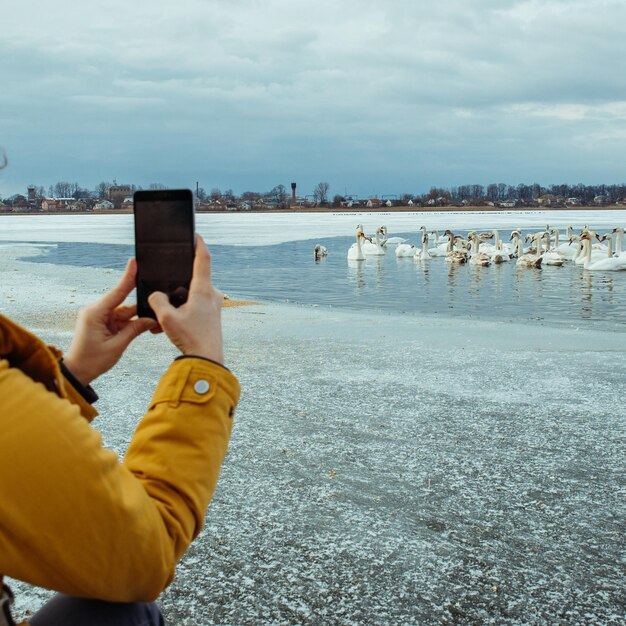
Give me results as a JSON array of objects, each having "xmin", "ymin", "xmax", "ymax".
[{"xmin": 94, "ymin": 200, "xmax": 115, "ymax": 210}]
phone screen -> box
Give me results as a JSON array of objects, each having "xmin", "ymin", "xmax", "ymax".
[{"xmin": 134, "ymin": 189, "xmax": 195, "ymax": 319}]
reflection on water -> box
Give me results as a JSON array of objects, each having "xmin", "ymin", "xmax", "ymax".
[{"xmin": 19, "ymin": 234, "xmax": 626, "ymax": 330}]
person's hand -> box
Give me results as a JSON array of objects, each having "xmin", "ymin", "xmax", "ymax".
[
  {"xmin": 148, "ymin": 235, "xmax": 224, "ymax": 364},
  {"xmin": 63, "ymin": 259, "xmax": 158, "ymax": 385}
]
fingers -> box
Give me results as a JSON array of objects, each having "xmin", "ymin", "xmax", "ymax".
[
  {"xmin": 114, "ymin": 304, "xmax": 138, "ymax": 322},
  {"xmin": 98, "ymin": 259, "xmax": 137, "ymax": 310},
  {"xmin": 116, "ymin": 317, "xmax": 159, "ymax": 348},
  {"xmin": 148, "ymin": 291, "xmax": 172, "ymax": 321},
  {"xmin": 189, "ymin": 235, "xmax": 212, "ymax": 296}
]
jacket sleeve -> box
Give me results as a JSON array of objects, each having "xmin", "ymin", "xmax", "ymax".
[{"xmin": 0, "ymin": 357, "xmax": 239, "ymax": 602}]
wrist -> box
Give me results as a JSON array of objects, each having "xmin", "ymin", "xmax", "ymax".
[
  {"xmin": 175, "ymin": 354, "xmax": 230, "ymax": 372},
  {"xmin": 59, "ymin": 359, "xmax": 99, "ymax": 404},
  {"xmin": 183, "ymin": 350, "xmax": 224, "ymax": 366},
  {"xmin": 61, "ymin": 355, "xmax": 92, "ymax": 387}
]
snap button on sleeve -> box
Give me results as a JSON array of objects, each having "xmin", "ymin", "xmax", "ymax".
[{"xmin": 194, "ymin": 379, "xmax": 211, "ymax": 395}]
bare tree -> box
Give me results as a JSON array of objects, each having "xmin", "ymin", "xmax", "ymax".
[
  {"xmin": 54, "ymin": 181, "xmax": 73, "ymax": 198},
  {"xmin": 95, "ymin": 181, "xmax": 111, "ymax": 199},
  {"xmin": 268, "ymin": 184, "xmax": 288, "ymax": 207},
  {"xmin": 313, "ymin": 182, "xmax": 330, "ymax": 205}
]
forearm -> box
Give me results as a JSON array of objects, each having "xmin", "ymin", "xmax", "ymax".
[
  {"xmin": 124, "ymin": 357, "xmax": 240, "ymax": 558},
  {"xmin": 0, "ymin": 358, "xmax": 239, "ymax": 602}
]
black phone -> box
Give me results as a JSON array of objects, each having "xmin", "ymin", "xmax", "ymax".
[{"xmin": 133, "ymin": 189, "xmax": 195, "ymax": 319}]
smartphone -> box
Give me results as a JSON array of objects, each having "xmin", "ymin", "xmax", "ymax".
[{"xmin": 133, "ymin": 189, "xmax": 195, "ymax": 319}]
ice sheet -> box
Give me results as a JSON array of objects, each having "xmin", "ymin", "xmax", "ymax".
[
  {"xmin": 1, "ymin": 210, "xmax": 625, "ymax": 246},
  {"xmin": 2, "ymin": 246, "xmax": 624, "ymax": 625}
]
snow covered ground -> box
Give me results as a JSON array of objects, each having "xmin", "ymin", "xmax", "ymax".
[
  {"xmin": 2, "ymin": 245, "xmax": 625, "ymax": 625},
  {"xmin": 1, "ymin": 209, "xmax": 626, "ymax": 246}
]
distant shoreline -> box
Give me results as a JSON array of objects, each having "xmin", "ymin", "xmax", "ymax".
[{"xmin": 1, "ymin": 205, "xmax": 624, "ymax": 216}]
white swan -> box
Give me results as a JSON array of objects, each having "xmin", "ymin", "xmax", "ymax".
[
  {"xmin": 611, "ymin": 227, "xmax": 625, "ymax": 257},
  {"xmin": 362, "ymin": 228, "xmax": 386, "ymax": 256},
  {"xmin": 380, "ymin": 226, "xmax": 407, "ymax": 246},
  {"xmin": 548, "ymin": 227, "xmax": 576, "ymax": 260},
  {"xmin": 583, "ymin": 234, "xmax": 626, "ymax": 271},
  {"xmin": 414, "ymin": 229, "xmax": 431, "ymax": 261},
  {"xmin": 574, "ymin": 234, "xmax": 604, "ymax": 266},
  {"xmin": 428, "ymin": 230, "xmax": 449, "ymax": 257},
  {"xmin": 395, "ymin": 241, "xmax": 417, "ymax": 258},
  {"xmin": 537, "ymin": 233, "xmax": 565, "ymax": 266},
  {"xmin": 347, "ymin": 228, "xmax": 365, "ymax": 261}
]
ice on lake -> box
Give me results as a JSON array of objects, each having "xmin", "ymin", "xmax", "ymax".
[{"xmin": 1, "ymin": 214, "xmax": 624, "ymax": 624}]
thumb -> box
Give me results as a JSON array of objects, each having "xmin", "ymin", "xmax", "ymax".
[
  {"xmin": 115, "ymin": 317, "xmax": 159, "ymax": 349},
  {"xmin": 148, "ymin": 291, "xmax": 172, "ymax": 322}
]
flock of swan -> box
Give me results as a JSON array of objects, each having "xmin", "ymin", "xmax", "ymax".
[{"xmin": 314, "ymin": 224, "xmax": 626, "ymax": 271}]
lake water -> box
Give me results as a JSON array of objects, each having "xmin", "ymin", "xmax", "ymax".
[{"xmin": 1, "ymin": 211, "xmax": 625, "ymax": 330}]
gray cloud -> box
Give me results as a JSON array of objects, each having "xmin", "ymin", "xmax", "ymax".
[{"xmin": 2, "ymin": 0, "xmax": 626, "ymax": 197}]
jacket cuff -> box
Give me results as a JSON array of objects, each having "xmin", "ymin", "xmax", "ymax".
[
  {"xmin": 59, "ymin": 359, "xmax": 99, "ymax": 404},
  {"xmin": 150, "ymin": 357, "xmax": 240, "ymax": 411}
]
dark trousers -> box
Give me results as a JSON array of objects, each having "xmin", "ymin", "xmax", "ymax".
[{"xmin": 29, "ymin": 595, "xmax": 164, "ymax": 626}]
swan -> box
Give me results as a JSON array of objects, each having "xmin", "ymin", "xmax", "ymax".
[
  {"xmin": 538, "ymin": 233, "xmax": 564, "ymax": 266},
  {"xmin": 611, "ymin": 227, "xmax": 625, "ymax": 257},
  {"xmin": 514, "ymin": 233, "xmax": 542, "ymax": 268},
  {"xmin": 468, "ymin": 233, "xmax": 491, "ymax": 266},
  {"xmin": 380, "ymin": 226, "xmax": 407, "ymax": 246},
  {"xmin": 362, "ymin": 228, "xmax": 386, "ymax": 256},
  {"xmin": 428, "ymin": 230, "xmax": 449, "ymax": 257},
  {"xmin": 444, "ymin": 230, "xmax": 469, "ymax": 264},
  {"xmin": 347, "ymin": 229, "xmax": 365, "ymax": 261},
  {"xmin": 481, "ymin": 230, "xmax": 513, "ymax": 262},
  {"xmin": 574, "ymin": 234, "xmax": 604, "ymax": 266},
  {"xmin": 584, "ymin": 234, "xmax": 626, "ymax": 271},
  {"xmin": 313, "ymin": 244, "xmax": 328, "ymax": 261},
  {"xmin": 414, "ymin": 230, "xmax": 431, "ymax": 261},
  {"xmin": 395, "ymin": 241, "xmax": 417, "ymax": 258},
  {"xmin": 549, "ymin": 227, "xmax": 576, "ymax": 260},
  {"xmin": 489, "ymin": 239, "xmax": 510, "ymax": 264}
]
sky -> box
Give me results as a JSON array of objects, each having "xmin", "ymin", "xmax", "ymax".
[{"xmin": 1, "ymin": 0, "xmax": 626, "ymax": 199}]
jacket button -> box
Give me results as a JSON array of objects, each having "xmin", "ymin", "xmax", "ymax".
[{"xmin": 194, "ymin": 379, "xmax": 210, "ymax": 394}]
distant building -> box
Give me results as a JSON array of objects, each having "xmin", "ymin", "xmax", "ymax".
[
  {"xmin": 594, "ymin": 195, "xmax": 610, "ymax": 205},
  {"xmin": 537, "ymin": 194, "xmax": 558, "ymax": 206},
  {"xmin": 366, "ymin": 198, "xmax": 382, "ymax": 208},
  {"xmin": 121, "ymin": 197, "xmax": 134, "ymax": 210},
  {"xmin": 94, "ymin": 200, "xmax": 114, "ymax": 210},
  {"xmin": 108, "ymin": 185, "xmax": 133, "ymax": 208},
  {"xmin": 41, "ymin": 197, "xmax": 76, "ymax": 211},
  {"xmin": 27, "ymin": 185, "xmax": 37, "ymax": 209}
]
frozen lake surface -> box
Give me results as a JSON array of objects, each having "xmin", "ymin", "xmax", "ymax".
[
  {"xmin": 2, "ymin": 211, "xmax": 626, "ymax": 331},
  {"xmin": 1, "ymin": 216, "xmax": 625, "ymax": 624}
]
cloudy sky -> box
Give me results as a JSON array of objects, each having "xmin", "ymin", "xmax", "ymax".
[{"xmin": 1, "ymin": 0, "xmax": 625, "ymax": 199}]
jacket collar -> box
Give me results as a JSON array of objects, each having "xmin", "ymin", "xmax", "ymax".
[{"xmin": 0, "ymin": 314, "xmax": 62, "ymax": 394}]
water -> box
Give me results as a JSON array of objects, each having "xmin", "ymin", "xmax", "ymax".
[{"xmin": 1, "ymin": 212, "xmax": 625, "ymax": 330}]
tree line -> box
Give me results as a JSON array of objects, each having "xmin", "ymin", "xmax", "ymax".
[{"xmin": 2, "ymin": 179, "xmax": 625, "ymax": 209}]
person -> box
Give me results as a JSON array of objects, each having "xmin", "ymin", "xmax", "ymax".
[{"xmin": 0, "ymin": 235, "xmax": 240, "ymax": 625}]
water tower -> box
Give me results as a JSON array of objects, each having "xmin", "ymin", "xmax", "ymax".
[{"xmin": 291, "ymin": 182, "xmax": 297, "ymax": 203}]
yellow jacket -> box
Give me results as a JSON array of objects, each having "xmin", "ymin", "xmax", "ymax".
[{"xmin": 0, "ymin": 314, "xmax": 240, "ymax": 619}]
